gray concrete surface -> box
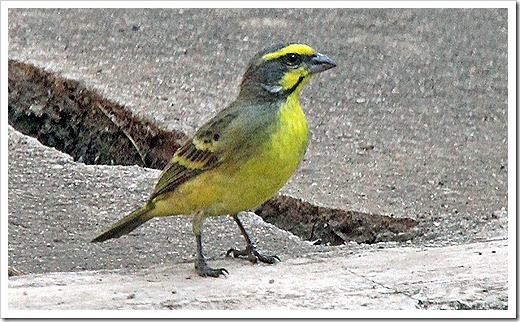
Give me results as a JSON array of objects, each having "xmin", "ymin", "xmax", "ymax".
[
  {"xmin": 8, "ymin": 240, "xmax": 508, "ymax": 311},
  {"xmin": 7, "ymin": 126, "xmax": 511, "ymax": 312},
  {"xmin": 7, "ymin": 8, "xmax": 510, "ymax": 312},
  {"xmin": 8, "ymin": 8, "xmax": 508, "ymax": 216}
]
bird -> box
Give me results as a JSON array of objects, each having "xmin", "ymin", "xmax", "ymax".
[{"xmin": 91, "ymin": 43, "xmax": 336, "ymax": 277}]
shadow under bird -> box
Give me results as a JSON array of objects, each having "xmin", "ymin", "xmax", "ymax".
[{"xmin": 91, "ymin": 43, "xmax": 336, "ymax": 277}]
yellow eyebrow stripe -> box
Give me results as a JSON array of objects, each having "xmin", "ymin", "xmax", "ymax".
[{"xmin": 262, "ymin": 44, "xmax": 315, "ymax": 61}]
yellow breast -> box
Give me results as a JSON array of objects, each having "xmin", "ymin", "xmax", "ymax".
[
  {"xmin": 229, "ymin": 96, "xmax": 309, "ymax": 211},
  {"xmin": 154, "ymin": 95, "xmax": 309, "ymax": 217}
]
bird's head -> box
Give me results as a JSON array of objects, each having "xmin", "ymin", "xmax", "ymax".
[{"xmin": 240, "ymin": 43, "xmax": 336, "ymax": 99}]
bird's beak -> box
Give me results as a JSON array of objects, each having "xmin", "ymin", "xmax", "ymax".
[{"xmin": 309, "ymin": 52, "xmax": 337, "ymax": 74}]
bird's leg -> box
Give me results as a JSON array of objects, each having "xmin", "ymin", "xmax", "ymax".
[
  {"xmin": 226, "ymin": 213, "xmax": 280, "ymax": 264},
  {"xmin": 193, "ymin": 213, "xmax": 228, "ymax": 277},
  {"xmin": 195, "ymin": 233, "xmax": 228, "ymax": 277}
]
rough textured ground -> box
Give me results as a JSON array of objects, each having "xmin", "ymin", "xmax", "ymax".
[
  {"xmin": 8, "ymin": 240, "xmax": 508, "ymax": 311},
  {"xmin": 6, "ymin": 8, "xmax": 510, "ymax": 313}
]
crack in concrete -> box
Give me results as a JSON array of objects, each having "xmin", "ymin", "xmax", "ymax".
[{"xmin": 8, "ymin": 59, "xmax": 422, "ymax": 246}]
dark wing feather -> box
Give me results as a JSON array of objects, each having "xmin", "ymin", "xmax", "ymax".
[{"xmin": 149, "ymin": 110, "xmax": 239, "ymax": 201}]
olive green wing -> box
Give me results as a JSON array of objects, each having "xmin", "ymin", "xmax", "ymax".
[{"xmin": 149, "ymin": 111, "xmax": 238, "ymax": 201}]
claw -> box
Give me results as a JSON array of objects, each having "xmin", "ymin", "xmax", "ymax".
[
  {"xmin": 226, "ymin": 246, "xmax": 280, "ymax": 264},
  {"xmin": 196, "ymin": 261, "xmax": 229, "ymax": 277},
  {"xmin": 200, "ymin": 267, "xmax": 229, "ymax": 278}
]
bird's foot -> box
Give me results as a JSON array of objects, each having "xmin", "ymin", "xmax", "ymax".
[
  {"xmin": 226, "ymin": 246, "xmax": 280, "ymax": 264},
  {"xmin": 195, "ymin": 259, "xmax": 228, "ymax": 277}
]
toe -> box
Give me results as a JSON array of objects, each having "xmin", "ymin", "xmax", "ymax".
[
  {"xmin": 256, "ymin": 252, "xmax": 280, "ymax": 264},
  {"xmin": 202, "ymin": 268, "xmax": 228, "ymax": 278},
  {"xmin": 197, "ymin": 265, "xmax": 229, "ymax": 277}
]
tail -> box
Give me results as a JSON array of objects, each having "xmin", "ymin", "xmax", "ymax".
[{"xmin": 91, "ymin": 204, "xmax": 154, "ymax": 243}]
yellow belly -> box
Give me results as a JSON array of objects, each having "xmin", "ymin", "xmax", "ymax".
[{"xmin": 154, "ymin": 97, "xmax": 308, "ymax": 217}]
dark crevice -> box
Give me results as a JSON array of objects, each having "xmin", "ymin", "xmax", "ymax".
[
  {"xmin": 8, "ymin": 59, "xmax": 186, "ymax": 169},
  {"xmin": 8, "ymin": 59, "xmax": 421, "ymax": 246},
  {"xmin": 256, "ymin": 196, "xmax": 420, "ymax": 245}
]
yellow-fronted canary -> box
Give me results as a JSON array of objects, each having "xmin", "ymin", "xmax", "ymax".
[{"xmin": 92, "ymin": 43, "xmax": 336, "ymax": 277}]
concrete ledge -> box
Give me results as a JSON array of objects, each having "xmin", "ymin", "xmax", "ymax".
[{"xmin": 8, "ymin": 240, "xmax": 508, "ymax": 311}]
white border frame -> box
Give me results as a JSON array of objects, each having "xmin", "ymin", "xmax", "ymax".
[{"xmin": 2, "ymin": 1, "xmax": 515, "ymax": 319}]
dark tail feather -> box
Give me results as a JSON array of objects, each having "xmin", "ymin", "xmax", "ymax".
[{"xmin": 91, "ymin": 205, "xmax": 154, "ymax": 243}]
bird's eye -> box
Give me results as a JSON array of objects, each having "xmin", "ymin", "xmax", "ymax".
[{"xmin": 283, "ymin": 53, "xmax": 301, "ymax": 67}]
